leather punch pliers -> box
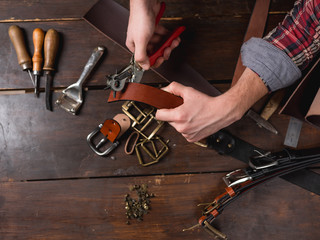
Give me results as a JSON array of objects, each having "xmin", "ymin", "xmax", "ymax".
[{"xmin": 106, "ymin": 2, "xmax": 186, "ymax": 96}]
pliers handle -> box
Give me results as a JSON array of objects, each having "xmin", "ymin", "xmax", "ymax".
[{"xmin": 149, "ymin": 2, "xmax": 186, "ymax": 67}]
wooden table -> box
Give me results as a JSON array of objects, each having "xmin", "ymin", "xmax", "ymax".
[{"xmin": 0, "ymin": 0, "xmax": 319, "ymax": 239}]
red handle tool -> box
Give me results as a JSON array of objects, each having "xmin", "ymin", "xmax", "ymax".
[{"xmin": 148, "ymin": 2, "xmax": 186, "ymax": 67}]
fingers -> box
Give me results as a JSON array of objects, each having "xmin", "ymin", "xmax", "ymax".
[{"xmin": 155, "ymin": 82, "xmax": 187, "ymax": 122}]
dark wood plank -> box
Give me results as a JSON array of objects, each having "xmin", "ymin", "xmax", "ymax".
[
  {"xmin": 0, "ymin": 173, "xmax": 319, "ymax": 240},
  {"xmin": 0, "ymin": 0, "xmax": 99, "ymax": 21},
  {"xmin": 0, "ymin": 0, "xmax": 296, "ymax": 21}
]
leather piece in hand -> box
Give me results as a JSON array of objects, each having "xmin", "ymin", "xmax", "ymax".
[{"xmin": 108, "ymin": 82, "xmax": 183, "ymax": 109}]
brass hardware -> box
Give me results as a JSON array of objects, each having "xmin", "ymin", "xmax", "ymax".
[
  {"xmin": 182, "ymin": 223, "xmax": 200, "ymax": 232},
  {"xmin": 122, "ymin": 101, "xmax": 169, "ymax": 166},
  {"xmin": 135, "ymin": 137, "xmax": 169, "ymax": 167},
  {"xmin": 203, "ymin": 221, "xmax": 228, "ymax": 240},
  {"xmin": 124, "ymin": 184, "xmax": 155, "ymax": 224}
]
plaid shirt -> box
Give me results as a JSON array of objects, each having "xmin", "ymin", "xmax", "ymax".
[{"xmin": 264, "ymin": 0, "xmax": 320, "ymax": 70}]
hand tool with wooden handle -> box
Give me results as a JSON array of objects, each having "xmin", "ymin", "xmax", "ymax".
[
  {"xmin": 32, "ymin": 28, "xmax": 45, "ymax": 97},
  {"xmin": 8, "ymin": 25, "xmax": 35, "ymax": 88},
  {"xmin": 43, "ymin": 29, "xmax": 59, "ymax": 111}
]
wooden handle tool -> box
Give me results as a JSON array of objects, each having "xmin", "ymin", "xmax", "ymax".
[
  {"xmin": 8, "ymin": 25, "xmax": 34, "ymax": 86},
  {"xmin": 43, "ymin": 29, "xmax": 59, "ymax": 111},
  {"xmin": 32, "ymin": 28, "xmax": 45, "ymax": 97}
]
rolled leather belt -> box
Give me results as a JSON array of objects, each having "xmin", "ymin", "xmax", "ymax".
[{"xmin": 83, "ymin": 0, "xmax": 320, "ymax": 194}]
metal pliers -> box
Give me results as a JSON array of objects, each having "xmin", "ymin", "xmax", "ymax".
[{"xmin": 106, "ymin": 2, "xmax": 186, "ymax": 96}]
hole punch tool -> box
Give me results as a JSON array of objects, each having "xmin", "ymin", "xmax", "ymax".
[
  {"xmin": 106, "ymin": 2, "xmax": 186, "ymax": 95},
  {"xmin": 56, "ymin": 46, "xmax": 105, "ymax": 115}
]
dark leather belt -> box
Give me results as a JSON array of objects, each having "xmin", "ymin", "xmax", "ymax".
[{"xmin": 207, "ymin": 130, "xmax": 320, "ymax": 195}]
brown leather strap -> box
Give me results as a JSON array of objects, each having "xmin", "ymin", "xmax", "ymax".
[
  {"xmin": 108, "ymin": 82, "xmax": 183, "ymax": 109},
  {"xmin": 231, "ymin": 0, "xmax": 271, "ymax": 86},
  {"xmin": 100, "ymin": 113, "xmax": 130, "ymax": 142},
  {"xmin": 83, "ymin": 0, "xmax": 221, "ymax": 97}
]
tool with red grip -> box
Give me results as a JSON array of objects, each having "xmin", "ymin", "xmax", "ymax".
[{"xmin": 106, "ymin": 2, "xmax": 185, "ymax": 95}]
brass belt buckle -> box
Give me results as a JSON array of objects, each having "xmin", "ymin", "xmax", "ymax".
[
  {"xmin": 122, "ymin": 101, "xmax": 169, "ymax": 166},
  {"xmin": 135, "ymin": 137, "xmax": 169, "ymax": 166},
  {"xmin": 122, "ymin": 101, "xmax": 164, "ymax": 140}
]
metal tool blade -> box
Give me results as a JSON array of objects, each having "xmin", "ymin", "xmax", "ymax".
[
  {"xmin": 34, "ymin": 74, "xmax": 40, "ymax": 97},
  {"xmin": 284, "ymin": 117, "xmax": 303, "ymax": 148},
  {"xmin": 45, "ymin": 73, "xmax": 53, "ymax": 111},
  {"xmin": 246, "ymin": 109, "xmax": 278, "ymax": 134}
]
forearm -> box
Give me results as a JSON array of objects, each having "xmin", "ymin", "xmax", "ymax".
[
  {"xmin": 130, "ymin": 0, "xmax": 159, "ymax": 15},
  {"xmin": 223, "ymin": 67, "xmax": 268, "ymax": 120}
]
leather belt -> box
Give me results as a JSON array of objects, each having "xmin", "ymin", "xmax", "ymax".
[
  {"xmin": 87, "ymin": 113, "xmax": 131, "ymax": 156},
  {"xmin": 206, "ymin": 130, "xmax": 320, "ymax": 195},
  {"xmin": 191, "ymin": 145, "xmax": 320, "ymax": 239},
  {"xmin": 108, "ymin": 82, "xmax": 183, "ymax": 109}
]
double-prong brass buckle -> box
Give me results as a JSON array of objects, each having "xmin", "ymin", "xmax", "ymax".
[{"xmin": 122, "ymin": 101, "xmax": 169, "ymax": 166}]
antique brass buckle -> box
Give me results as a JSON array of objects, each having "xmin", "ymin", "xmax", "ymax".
[
  {"xmin": 122, "ymin": 101, "xmax": 169, "ymax": 166},
  {"xmin": 135, "ymin": 137, "xmax": 169, "ymax": 166}
]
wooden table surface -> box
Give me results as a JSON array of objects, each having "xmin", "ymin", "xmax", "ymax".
[{"xmin": 0, "ymin": 0, "xmax": 319, "ymax": 239}]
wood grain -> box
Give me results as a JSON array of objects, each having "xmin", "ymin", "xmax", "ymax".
[
  {"xmin": 0, "ymin": 173, "xmax": 319, "ymax": 240},
  {"xmin": 0, "ymin": 1, "xmax": 319, "ymax": 240}
]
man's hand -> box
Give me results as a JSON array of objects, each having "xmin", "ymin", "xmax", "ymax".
[
  {"xmin": 156, "ymin": 67, "xmax": 269, "ymax": 142},
  {"xmin": 126, "ymin": 0, "xmax": 181, "ymax": 70}
]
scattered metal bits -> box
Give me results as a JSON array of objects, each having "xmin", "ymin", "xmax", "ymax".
[{"xmin": 124, "ymin": 184, "xmax": 155, "ymax": 224}]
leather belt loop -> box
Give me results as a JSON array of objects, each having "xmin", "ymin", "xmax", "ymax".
[
  {"xmin": 231, "ymin": 0, "xmax": 271, "ymax": 86},
  {"xmin": 124, "ymin": 131, "xmax": 140, "ymax": 155}
]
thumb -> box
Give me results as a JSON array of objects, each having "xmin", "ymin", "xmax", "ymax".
[
  {"xmin": 134, "ymin": 41, "xmax": 150, "ymax": 70},
  {"xmin": 161, "ymin": 81, "xmax": 187, "ymax": 97}
]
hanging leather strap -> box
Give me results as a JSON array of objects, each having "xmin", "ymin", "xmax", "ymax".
[
  {"xmin": 231, "ymin": 0, "xmax": 271, "ymax": 86},
  {"xmin": 108, "ymin": 82, "xmax": 183, "ymax": 109}
]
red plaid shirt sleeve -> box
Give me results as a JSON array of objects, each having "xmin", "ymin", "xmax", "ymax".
[{"xmin": 264, "ymin": 0, "xmax": 320, "ymax": 70}]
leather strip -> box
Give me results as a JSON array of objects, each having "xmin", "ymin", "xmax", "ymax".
[
  {"xmin": 113, "ymin": 113, "xmax": 131, "ymax": 138},
  {"xmin": 100, "ymin": 114, "xmax": 130, "ymax": 142},
  {"xmin": 231, "ymin": 0, "xmax": 271, "ymax": 86},
  {"xmin": 100, "ymin": 119, "xmax": 121, "ymax": 142},
  {"xmin": 207, "ymin": 130, "xmax": 320, "ymax": 195},
  {"xmin": 108, "ymin": 82, "xmax": 183, "ymax": 109},
  {"xmin": 83, "ymin": 0, "xmax": 221, "ymax": 97}
]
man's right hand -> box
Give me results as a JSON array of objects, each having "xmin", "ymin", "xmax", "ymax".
[{"xmin": 126, "ymin": 0, "xmax": 181, "ymax": 70}]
